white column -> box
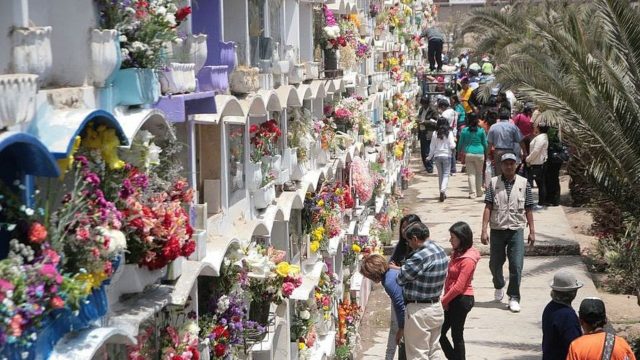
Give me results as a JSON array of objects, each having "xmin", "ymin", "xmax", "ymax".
[{"xmin": 11, "ymin": 0, "xmax": 28, "ymax": 27}]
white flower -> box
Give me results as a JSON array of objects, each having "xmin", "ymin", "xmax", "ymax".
[
  {"xmin": 181, "ymin": 320, "xmax": 200, "ymax": 336},
  {"xmin": 300, "ymin": 310, "xmax": 311, "ymax": 320},
  {"xmin": 147, "ymin": 143, "xmax": 162, "ymax": 167},
  {"xmin": 6, "ymin": 224, "xmax": 16, "ymax": 231},
  {"xmin": 323, "ymin": 26, "xmax": 341, "ymax": 39},
  {"xmin": 121, "ymin": 48, "xmax": 130, "ymax": 58},
  {"xmin": 167, "ymin": 3, "xmax": 177, "ymax": 13},
  {"xmin": 125, "ymin": 7, "xmax": 136, "ymax": 14},
  {"xmin": 119, "ymin": 35, "xmax": 128, "ymax": 43},
  {"xmin": 23, "ymin": 208, "xmax": 34, "ymax": 216},
  {"xmin": 131, "ymin": 41, "xmax": 147, "ymax": 52},
  {"xmin": 99, "ymin": 227, "xmax": 127, "ymax": 253},
  {"xmin": 165, "ymin": 13, "xmax": 176, "ymax": 26},
  {"xmin": 156, "ymin": 6, "xmax": 167, "ymax": 16},
  {"xmin": 245, "ymin": 249, "xmax": 271, "ymax": 276},
  {"xmin": 216, "ymin": 295, "xmax": 230, "ymax": 313}
]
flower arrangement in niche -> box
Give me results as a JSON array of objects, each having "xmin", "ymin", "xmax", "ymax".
[
  {"xmin": 401, "ymin": 167, "xmax": 415, "ymax": 182},
  {"xmin": 369, "ymin": 3, "xmax": 380, "ymax": 18},
  {"xmin": 350, "ymin": 157, "xmax": 374, "ymax": 203},
  {"xmin": 96, "ymin": 0, "xmax": 192, "ymax": 69},
  {"xmin": 246, "ymin": 246, "xmax": 302, "ymax": 306},
  {"xmin": 288, "ymin": 108, "xmax": 315, "ymax": 162},
  {"xmin": 249, "ymin": 119, "xmax": 282, "ymax": 163},
  {"xmin": 337, "ymin": 301, "xmax": 361, "ymax": 349},
  {"xmin": 315, "ymin": 271, "xmax": 338, "ymax": 322},
  {"xmin": 119, "ymin": 130, "xmax": 162, "ymax": 172},
  {"xmin": 291, "ymin": 299, "xmax": 317, "ymax": 357}
]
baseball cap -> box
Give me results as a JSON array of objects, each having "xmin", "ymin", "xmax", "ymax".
[
  {"xmin": 579, "ymin": 298, "xmax": 606, "ymax": 324},
  {"xmin": 501, "ymin": 153, "xmax": 517, "ymax": 162}
]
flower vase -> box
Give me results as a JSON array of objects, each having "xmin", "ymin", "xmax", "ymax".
[
  {"xmin": 402, "ymin": 178, "xmax": 409, "ymax": 190},
  {"xmin": 229, "ymin": 67, "xmax": 260, "ymax": 94},
  {"xmin": 233, "ymin": 161, "xmax": 245, "ymax": 191},
  {"xmin": 219, "ymin": 41, "xmax": 238, "ymax": 75},
  {"xmin": 0, "ymin": 74, "xmax": 38, "ymax": 129},
  {"xmin": 90, "ymin": 29, "xmax": 121, "ymax": 87},
  {"xmin": 304, "ymin": 62, "xmax": 319, "ymax": 80},
  {"xmin": 263, "ymin": 154, "xmax": 282, "ymax": 174},
  {"xmin": 247, "ymin": 161, "xmax": 263, "ymax": 191},
  {"xmin": 197, "ymin": 65, "xmax": 229, "ymax": 93},
  {"xmin": 248, "ymin": 300, "xmax": 271, "ymax": 342},
  {"xmin": 110, "ymin": 264, "xmax": 167, "ymax": 295},
  {"xmin": 187, "ymin": 33, "xmax": 208, "ymax": 74},
  {"xmin": 160, "ymin": 62, "xmax": 196, "ymax": 94},
  {"xmin": 166, "ymin": 256, "xmax": 185, "ymax": 281},
  {"xmin": 324, "ymin": 50, "xmax": 338, "ymax": 71},
  {"xmin": 289, "ymin": 64, "xmax": 305, "ymax": 84},
  {"xmin": 316, "ymin": 314, "xmax": 332, "ymax": 336},
  {"xmin": 253, "ymin": 182, "xmax": 275, "ymax": 209},
  {"xmin": 199, "ymin": 341, "xmax": 211, "ymax": 360},
  {"xmin": 11, "ymin": 26, "xmax": 53, "ymax": 84},
  {"xmin": 317, "ymin": 148, "xmax": 329, "ymax": 166},
  {"xmin": 113, "ymin": 68, "xmax": 160, "ymax": 106}
]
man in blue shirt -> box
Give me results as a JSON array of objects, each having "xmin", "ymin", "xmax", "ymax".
[
  {"xmin": 391, "ymin": 222, "xmax": 448, "ymax": 359},
  {"xmin": 542, "ymin": 271, "xmax": 583, "ymax": 360},
  {"xmin": 488, "ymin": 107, "xmax": 526, "ymax": 176},
  {"xmin": 360, "ymin": 254, "xmax": 406, "ymax": 360}
]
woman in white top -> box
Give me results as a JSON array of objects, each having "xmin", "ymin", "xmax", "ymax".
[
  {"xmin": 525, "ymin": 124, "xmax": 549, "ymax": 208},
  {"xmin": 428, "ymin": 117, "xmax": 457, "ymax": 202}
]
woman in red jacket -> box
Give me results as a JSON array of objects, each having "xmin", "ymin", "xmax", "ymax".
[{"xmin": 440, "ymin": 221, "xmax": 481, "ymax": 360}]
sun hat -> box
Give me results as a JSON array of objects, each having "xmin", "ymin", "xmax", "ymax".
[
  {"xmin": 549, "ymin": 271, "xmax": 584, "ymax": 292},
  {"xmin": 579, "ymin": 298, "xmax": 606, "ymax": 324},
  {"xmin": 501, "ymin": 153, "xmax": 517, "ymax": 162}
]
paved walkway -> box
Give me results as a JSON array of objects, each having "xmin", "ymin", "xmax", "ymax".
[{"xmin": 357, "ymin": 156, "xmax": 598, "ymax": 359}]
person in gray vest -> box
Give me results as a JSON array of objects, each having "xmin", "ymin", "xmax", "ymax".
[{"xmin": 480, "ymin": 152, "xmax": 535, "ymax": 313}]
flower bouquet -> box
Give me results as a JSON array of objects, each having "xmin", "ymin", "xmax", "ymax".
[
  {"xmin": 350, "ymin": 158, "xmax": 374, "ymax": 203},
  {"xmin": 288, "ymin": 108, "xmax": 315, "ymax": 164},
  {"xmin": 291, "ymin": 300, "xmax": 318, "ymax": 357},
  {"xmin": 315, "ymin": 271, "xmax": 338, "ymax": 335}
]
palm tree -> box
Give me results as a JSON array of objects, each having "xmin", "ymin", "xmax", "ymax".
[{"xmin": 462, "ymin": 0, "xmax": 640, "ymax": 213}]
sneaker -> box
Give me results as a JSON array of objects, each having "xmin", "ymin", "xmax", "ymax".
[
  {"xmin": 509, "ymin": 298, "xmax": 521, "ymax": 312},
  {"xmin": 533, "ymin": 205, "xmax": 545, "ymax": 211},
  {"xmin": 439, "ymin": 192, "xmax": 445, "ymax": 202},
  {"xmin": 494, "ymin": 288, "xmax": 504, "ymax": 302}
]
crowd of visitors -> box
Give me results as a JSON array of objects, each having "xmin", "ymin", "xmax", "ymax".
[{"xmin": 358, "ymin": 21, "xmax": 637, "ymax": 360}]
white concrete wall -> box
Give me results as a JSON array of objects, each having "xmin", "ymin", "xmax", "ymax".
[
  {"xmin": 29, "ymin": 0, "xmax": 97, "ymax": 87},
  {"xmin": 223, "ymin": 0, "xmax": 250, "ymax": 65},
  {"xmin": 0, "ymin": 2, "xmax": 15, "ymax": 74},
  {"xmin": 283, "ymin": 0, "xmax": 299, "ymax": 59},
  {"xmin": 298, "ymin": 3, "xmax": 313, "ymax": 62}
]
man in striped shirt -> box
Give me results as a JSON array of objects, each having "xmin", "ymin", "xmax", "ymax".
[
  {"xmin": 481, "ymin": 152, "xmax": 536, "ymax": 313},
  {"xmin": 392, "ymin": 222, "xmax": 448, "ymax": 359}
]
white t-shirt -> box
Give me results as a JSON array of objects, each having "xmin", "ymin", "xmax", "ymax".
[
  {"xmin": 526, "ymin": 133, "xmax": 548, "ymax": 165},
  {"xmin": 441, "ymin": 108, "xmax": 458, "ymax": 136},
  {"xmin": 428, "ymin": 131, "xmax": 456, "ymax": 159}
]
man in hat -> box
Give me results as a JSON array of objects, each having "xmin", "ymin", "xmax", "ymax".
[
  {"xmin": 567, "ymin": 298, "xmax": 636, "ymax": 360},
  {"xmin": 481, "ymin": 152, "xmax": 535, "ymax": 313},
  {"xmin": 542, "ymin": 271, "xmax": 584, "ymax": 360}
]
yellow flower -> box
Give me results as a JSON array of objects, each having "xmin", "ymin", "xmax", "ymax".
[
  {"xmin": 352, "ymin": 244, "xmax": 362, "ymax": 253},
  {"xmin": 74, "ymin": 271, "xmax": 106, "ymax": 294},
  {"xmin": 317, "ymin": 199, "xmax": 325, "ymax": 207},
  {"xmin": 310, "ymin": 241, "xmax": 320, "ymax": 253},
  {"xmin": 99, "ymin": 127, "xmax": 125, "ymax": 170},
  {"xmin": 298, "ymin": 342, "xmax": 306, "ymax": 350},
  {"xmin": 276, "ymin": 262, "xmax": 292, "ymax": 277},
  {"xmin": 57, "ymin": 136, "xmax": 81, "ymax": 176}
]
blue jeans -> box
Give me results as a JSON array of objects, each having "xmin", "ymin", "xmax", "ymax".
[
  {"xmin": 419, "ymin": 132, "xmax": 433, "ymax": 172},
  {"xmin": 434, "ymin": 156, "xmax": 451, "ymax": 193},
  {"xmin": 489, "ymin": 228, "xmax": 525, "ymax": 301}
]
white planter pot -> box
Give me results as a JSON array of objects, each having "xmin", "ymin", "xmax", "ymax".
[
  {"xmin": 0, "ymin": 74, "xmax": 38, "ymax": 129},
  {"xmin": 304, "ymin": 62, "xmax": 319, "ymax": 80},
  {"xmin": 291, "ymin": 162, "xmax": 305, "ymax": 181},
  {"xmin": 263, "ymin": 154, "xmax": 282, "ymax": 173},
  {"xmin": 160, "ymin": 62, "xmax": 196, "ymax": 94},
  {"xmin": 166, "ymin": 256, "xmax": 185, "ymax": 281},
  {"xmin": 199, "ymin": 341, "xmax": 211, "ymax": 360},
  {"xmin": 289, "ymin": 64, "xmax": 305, "ymax": 84},
  {"xmin": 229, "ymin": 67, "xmax": 260, "ymax": 94},
  {"xmin": 272, "ymin": 60, "xmax": 290, "ymax": 75},
  {"xmin": 187, "ymin": 33, "xmax": 208, "ymax": 74},
  {"xmin": 188, "ymin": 230, "xmax": 207, "ymax": 261},
  {"xmin": 316, "ymin": 316, "xmax": 332, "ymax": 336},
  {"xmin": 246, "ymin": 161, "xmax": 263, "ymax": 191},
  {"xmin": 317, "ymin": 148, "xmax": 329, "ymax": 166},
  {"xmin": 253, "ymin": 182, "xmax": 275, "ymax": 209},
  {"xmin": 111, "ymin": 264, "xmax": 167, "ymax": 296},
  {"xmin": 12, "ymin": 26, "xmax": 53, "ymax": 83},
  {"xmin": 90, "ymin": 29, "xmax": 121, "ymax": 87}
]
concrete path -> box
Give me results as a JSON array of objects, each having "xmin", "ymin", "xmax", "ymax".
[{"xmin": 357, "ymin": 155, "xmax": 597, "ymax": 359}]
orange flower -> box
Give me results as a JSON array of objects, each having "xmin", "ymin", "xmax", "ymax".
[{"xmin": 28, "ymin": 222, "xmax": 48, "ymax": 244}]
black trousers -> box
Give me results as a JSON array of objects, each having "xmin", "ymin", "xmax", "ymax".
[
  {"xmin": 428, "ymin": 39, "xmax": 444, "ymax": 71},
  {"xmin": 528, "ymin": 164, "xmax": 546, "ymax": 205},
  {"xmin": 419, "ymin": 131, "xmax": 433, "ymax": 172},
  {"xmin": 544, "ymin": 161, "xmax": 562, "ymax": 205},
  {"xmin": 440, "ymin": 295, "xmax": 474, "ymax": 360}
]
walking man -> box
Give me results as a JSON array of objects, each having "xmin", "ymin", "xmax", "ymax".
[
  {"xmin": 488, "ymin": 107, "xmax": 526, "ymax": 177},
  {"xmin": 392, "ymin": 222, "xmax": 448, "ymax": 359},
  {"xmin": 420, "ymin": 24, "xmax": 445, "ymax": 72},
  {"xmin": 481, "ymin": 153, "xmax": 535, "ymax": 313}
]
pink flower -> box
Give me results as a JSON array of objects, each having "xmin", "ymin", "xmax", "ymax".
[
  {"xmin": 40, "ymin": 264, "xmax": 59, "ymax": 279},
  {"xmin": 282, "ymin": 282, "xmax": 296, "ymax": 297},
  {"xmin": 50, "ymin": 296, "xmax": 65, "ymax": 309}
]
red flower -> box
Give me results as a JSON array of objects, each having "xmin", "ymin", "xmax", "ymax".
[
  {"xmin": 50, "ymin": 296, "xmax": 65, "ymax": 309},
  {"xmin": 214, "ymin": 343, "xmax": 227, "ymax": 357},
  {"xmin": 129, "ymin": 217, "xmax": 144, "ymax": 230},
  {"xmin": 213, "ymin": 325, "xmax": 227, "ymax": 339},
  {"xmin": 28, "ymin": 222, "xmax": 48, "ymax": 244},
  {"xmin": 188, "ymin": 346, "xmax": 200, "ymax": 360},
  {"xmin": 181, "ymin": 240, "xmax": 195, "ymax": 257},
  {"xmin": 175, "ymin": 6, "xmax": 192, "ymax": 23},
  {"xmin": 250, "ymin": 124, "xmax": 259, "ymax": 133},
  {"xmin": 171, "ymin": 356, "xmax": 184, "ymax": 360}
]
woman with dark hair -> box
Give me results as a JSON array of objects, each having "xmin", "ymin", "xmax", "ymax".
[
  {"xmin": 389, "ymin": 214, "xmax": 423, "ymax": 266},
  {"xmin": 458, "ymin": 113, "xmax": 488, "ymax": 198},
  {"xmin": 427, "ymin": 117, "xmax": 456, "ymax": 202},
  {"xmin": 440, "ymin": 221, "xmax": 481, "ymax": 360}
]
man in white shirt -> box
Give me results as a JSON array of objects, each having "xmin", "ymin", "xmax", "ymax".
[
  {"xmin": 525, "ymin": 125, "xmax": 549, "ymax": 209},
  {"xmin": 437, "ymin": 99, "xmax": 458, "ymax": 174}
]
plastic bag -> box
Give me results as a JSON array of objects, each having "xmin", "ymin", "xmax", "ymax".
[{"xmin": 484, "ymin": 160, "xmax": 493, "ymax": 190}]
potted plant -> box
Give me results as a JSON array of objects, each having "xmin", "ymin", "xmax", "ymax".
[{"xmin": 97, "ymin": 0, "xmax": 192, "ymax": 105}]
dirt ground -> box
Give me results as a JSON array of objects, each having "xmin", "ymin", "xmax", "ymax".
[{"xmin": 559, "ymin": 176, "xmax": 640, "ymax": 341}]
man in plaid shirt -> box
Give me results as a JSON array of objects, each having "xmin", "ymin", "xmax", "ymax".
[{"xmin": 391, "ymin": 222, "xmax": 448, "ymax": 359}]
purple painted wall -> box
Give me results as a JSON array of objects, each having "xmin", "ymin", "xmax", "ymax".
[{"xmin": 192, "ymin": 0, "xmax": 222, "ymax": 66}]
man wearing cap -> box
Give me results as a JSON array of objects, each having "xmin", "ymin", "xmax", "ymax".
[
  {"xmin": 542, "ymin": 271, "xmax": 584, "ymax": 360},
  {"xmin": 488, "ymin": 107, "xmax": 526, "ymax": 177},
  {"xmin": 481, "ymin": 152, "xmax": 535, "ymax": 313},
  {"xmin": 567, "ymin": 298, "xmax": 636, "ymax": 360},
  {"xmin": 391, "ymin": 222, "xmax": 448, "ymax": 359}
]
